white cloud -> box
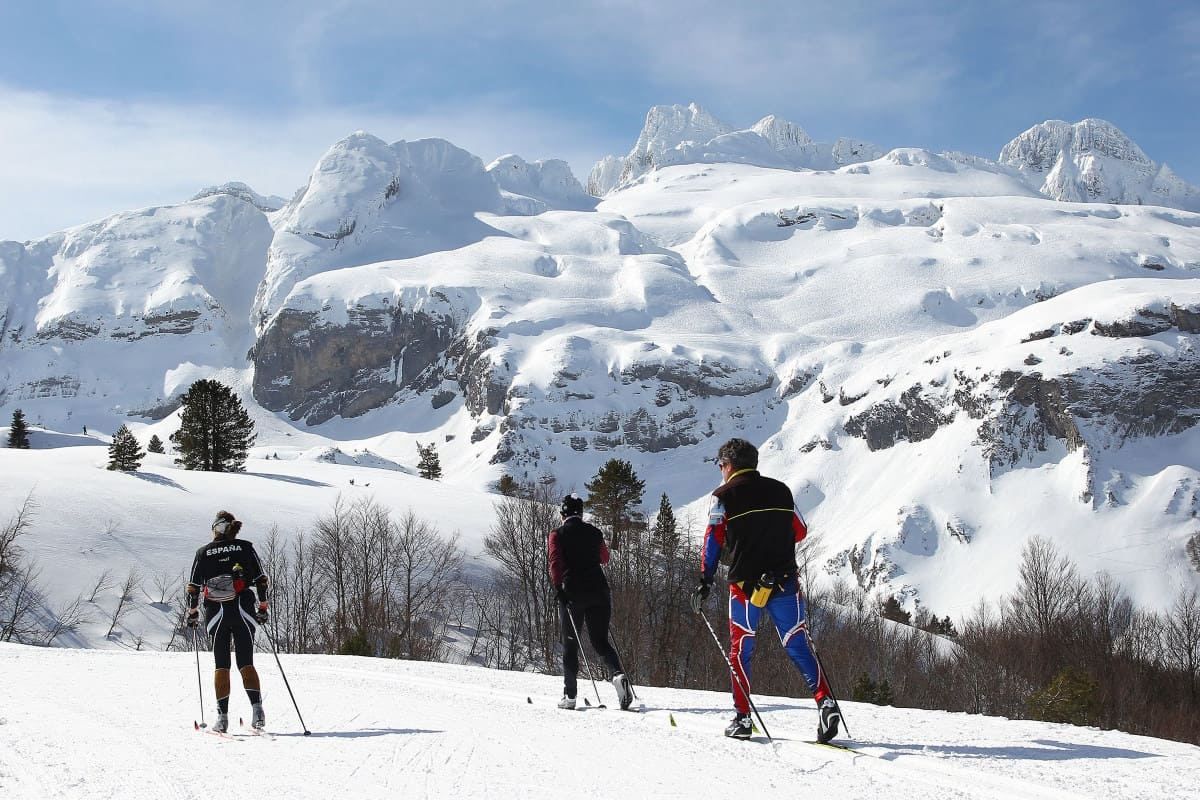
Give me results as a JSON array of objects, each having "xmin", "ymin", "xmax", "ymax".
[{"xmin": 0, "ymin": 84, "xmax": 612, "ymax": 242}]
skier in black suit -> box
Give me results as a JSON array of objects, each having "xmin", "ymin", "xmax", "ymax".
[{"xmin": 186, "ymin": 510, "xmax": 269, "ymax": 732}]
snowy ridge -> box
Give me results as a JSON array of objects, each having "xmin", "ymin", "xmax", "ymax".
[
  {"xmin": 487, "ymin": 154, "xmax": 597, "ymax": 213},
  {"xmin": 587, "ymin": 103, "xmax": 883, "ymax": 195}
]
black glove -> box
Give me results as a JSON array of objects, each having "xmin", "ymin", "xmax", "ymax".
[
  {"xmin": 690, "ymin": 577, "xmax": 713, "ymax": 614},
  {"xmin": 185, "ymin": 607, "xmax": 199, "ymax": 628},
  {"xmin": 555, "ymin": 586, "xmax": 569, "ymax": 604},
  {"xmin": 255, "ymin": 602, "xmax": 269, "ymax": 624}
]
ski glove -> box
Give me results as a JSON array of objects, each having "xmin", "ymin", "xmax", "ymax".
[
  {"xmin": 255, "ymin": 602, "xmax": 269, "ymax": 624},
  {"xmin": 185, "ymin": 608, "xmax": 199, "ymax": 628},
  {"xmin": 555, "ymin": 586, "xmax": 569, "ymax": 604},
  {"xmin": 690, "ymin": 577, "xmax": 713, "ymax": 614}
]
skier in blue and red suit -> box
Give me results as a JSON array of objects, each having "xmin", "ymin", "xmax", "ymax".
[{"xmin": 691, "ymin": 437, "xmax": 841, "ymax": 742}]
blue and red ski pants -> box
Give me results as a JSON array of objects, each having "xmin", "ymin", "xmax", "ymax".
[{"xmin": 727, "ymin": 580, "xmax": 830, "ymax": 714}]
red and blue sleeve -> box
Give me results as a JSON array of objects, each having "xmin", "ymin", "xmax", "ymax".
[
  {"xmin": 700, "ymin": 497, "xmax": 726, "ymax": 580},
  {"xmin": 792, "ymin": 509, "xmax": 807, "ymax": 543}
]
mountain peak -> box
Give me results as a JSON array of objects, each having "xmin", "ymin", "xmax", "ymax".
[
  {"xmin": 999, "ymin": 118, "xmax": 1199, "ymax": 209},
  {"xmin": 190, "ymin": 181, "xmax": 285, "ymax": 213},
  {"xmin": 588, "ymin": 104, "xmax": 880, "ymax": 195}
]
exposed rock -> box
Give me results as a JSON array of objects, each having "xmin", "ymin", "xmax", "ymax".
[
  {"xmin": 843, "ymin": 385, "xmax": 954, "ymax": 450},
  {"xmin": 252, "ymin": 302, "xmax": 458, "ymax": 424}
]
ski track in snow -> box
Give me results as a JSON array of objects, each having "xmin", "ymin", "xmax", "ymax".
[{"xmin": 2, "ymin": 643, "xmax": 1196, "ymax": 799}]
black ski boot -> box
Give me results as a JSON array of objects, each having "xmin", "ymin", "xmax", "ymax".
[
  {"xmin": 817, "ymin": 697, "xmax": 841, "ymax": 743},
  {"xmin": 724, "ymin": 712, "xmax": 753, "ymax": 740},
  {"xmin": 612, "ymin": 673, "xmax": 633, "ymax": 710}
]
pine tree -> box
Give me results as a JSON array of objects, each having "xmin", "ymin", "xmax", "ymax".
[
  {"xmin": 107, "ymin": 425, "xmax": 145, "ymax": 472},
  {"xmin": 416, "ymin": 441, "xmax": 442, "ymax": 480},
  {"xmin": 879, "ymin": 595, "xmax": 912, "ymax": 625},
  {"xmin": 169, "ymin": 379, "xmax": 256, "ymax": 472},
  {"xmin": 7, "ymin": 408, "xmax": 31, "ymax": 449},
  {"xmin": 146, "ymin": 434, "xmax": 165, "ymax": 454},
  {"xmin": 495, "ymin": 474, "xmax": 518, "ymax": 496},
  {"xmin": 650, "ymin": 492, "xmax": 679, "ymax": 556},
  {"xmin": 584, "ymin": 459, "xmax": 645, "ymax": 550}
]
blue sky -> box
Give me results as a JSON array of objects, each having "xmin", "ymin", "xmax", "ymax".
[{"xmin": 1, "ymin": 0, "xmax": 1197, "ymax": 241}]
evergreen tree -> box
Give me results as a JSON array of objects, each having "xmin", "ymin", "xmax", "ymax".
[
  {"xmin": 650, "ymin": 492, "xmax": 679, "ymax": 556},
  {"xmin": 146, "ymin": 434, "xmax": 165, "ymax": 454},
  {"xmin": 1026, "ymin": 666, "xmax": 1101, "ymax": 726},
  {"xmin": 495, "ymin": 474, "xmax": 518, "ymax": 496},
  {"xmin": 106, "ymin": 425, "xmax": 145, "ymax": 472},
  {"xmin": 879, "ymin": 595, "xmax": 912, "ymax": 625},
  {"xmin": 169, "ymin": 379, "xmax": 256, "ymax": 472},
  {"xmin": 416, "ymin": 441, "xmax": 442, "ymax": 480},
  {"xmin": 584, "ymin": 458, "xmax": 645, "ymax": 550},
  {"xmin": 7, "ymin": 408, "xmax": 30, "ymax": 449}
]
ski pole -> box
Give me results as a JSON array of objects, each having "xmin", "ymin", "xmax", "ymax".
[
  {"xmin": 192, "ymin": 621, "xmax": 206, "ymax": 728},
  {"xmin": 564, "ymin": 603, "xmax": 606, "ymax": 709},
  {"xmin": 806, "ymin": 628, "xmax": 851, "ymax": 738},
  {"xmin": 261, "ymin": 625, "xmax": 311, "ymax": 735},
  {"xmin": 698, "ymin": 609, "xmax": 771, "ymax": 740}
]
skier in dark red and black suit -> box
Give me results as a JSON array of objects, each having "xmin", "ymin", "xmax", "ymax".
[
  {"xmin": 186, "ymin": 510, "xmax": 269, "ymax": 733},
  {"xmin": 548, "ymin": 493, "xmax": 633, "ymax": 710},
  {"xmin": 691, "ymin": 438, "xmax": 840, "ymax": 742}
]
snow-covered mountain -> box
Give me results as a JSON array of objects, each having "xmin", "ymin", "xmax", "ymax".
[
  {"xmin": 1000, "ymin": 118, "xmax": 1200, "ymax": 211},
  {"xmin": 2, "ymin": 104, "xmax": 1200, "ymax": 629}
]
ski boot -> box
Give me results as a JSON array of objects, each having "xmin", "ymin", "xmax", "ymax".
[
  {"xmin": 724, "ymin": 712, "xmax": 753, "ymax": 740},
  {"xmin": 557, "ymin": 695, "xmax": 576, "ymax": 710},
  {"xmin": 212, "ymin": 712, "xmax": 229, "ymax": 734},
  {"xmin": 251, "ymin": 703, "xmax": 266, "ymax": 729},
  {"xmin": 612, "ymin": 673, "xmax": 633, "ymax": 710},
  {"xmin": 817, "ymin": 697, "xmax": 841, "ymax": 744}
]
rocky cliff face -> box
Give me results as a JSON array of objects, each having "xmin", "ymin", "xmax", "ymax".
[{"xmin": 831, "ymin": 283, "xmax": 1200, "ymax": 597}]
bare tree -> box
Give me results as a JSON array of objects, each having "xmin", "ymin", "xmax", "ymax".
[
  {"xmin": 1164, "ymin": 587, "xmax": 1200, "ymax": 704},
  {"xmin": 391, "ymin": 510, "xmax": 463, "ymax": 660},
  {"xmin": 87, "ymin": 569, "xmax": 115, "ymax": 603},
  {"xmin": 0, "ymin": 560, "xmax": 44, "ymax": 642},
  {"xmin": 0, "ymin": 491, "xmax": 36, "ymax": 581},
  {"xmin": 41, "ymin": 595, "xmax": 92, "ymax": 645},
  {"xmin": 105, "ymin": 568, "xmax": 142, "ymax": 638},
  {"xmin": 145, "ymin": 570, "xmax": 181, "ymax": 605},
  {"xmin": 484, "ymin": 481, "xmax": 560, "ymax": 671}
]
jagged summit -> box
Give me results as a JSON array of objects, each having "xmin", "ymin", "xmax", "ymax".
[
  {"xmin": 191, "ymin": 181, "xmax": 287, "ymax": 213},
  {"xmin": 587, "ymin": 103, "xmax": 882, "ymax": 195},
  {"xmin": 999, "ymin": 118, "xmax": 1200, "ymax": 210},
  {"xmin": 486, "ymin": 154, "xmax": 596, "ymax": 213}
]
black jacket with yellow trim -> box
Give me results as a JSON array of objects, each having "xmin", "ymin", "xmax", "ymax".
[{"xmin": 711, "ymin": 469, "xmax": 806, "ymax": 585}]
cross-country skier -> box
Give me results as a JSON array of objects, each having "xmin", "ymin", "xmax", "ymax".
[
  {"xmin": 691, "ymin": 438, "xmax": 840, "ymax": 742},
  {"xmin": 186, "ymin": 510, "xmax": 270, "ymax": 732},
  {"xmin": 548, "ymin": 493, "xmax": 633, "ymax": 710}
]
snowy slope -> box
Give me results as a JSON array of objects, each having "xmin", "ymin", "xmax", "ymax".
[{"xmin": 2, "ymin": 642, "xmax": 1197, "ymax": 800}]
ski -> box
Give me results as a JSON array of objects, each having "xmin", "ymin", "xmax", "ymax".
[
  {"xmin": 195, "ymin": 721, "xmax": 238, "ymax": 741},
  {"xmin": 239, "ymin": 719, "xmax": 275, "ymax": 739},
  {"xmin": 809, "ymin": 740, "xmax": 854, "ymax": 751}
]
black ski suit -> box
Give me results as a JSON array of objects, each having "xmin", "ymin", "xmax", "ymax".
[
  {"xmin": 548, "ymin": 515, "xmax": 623, "ymax": 699},
  {"xmin": 187, "ymin": 536, "xmax": 267, "ymax": 671}
]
